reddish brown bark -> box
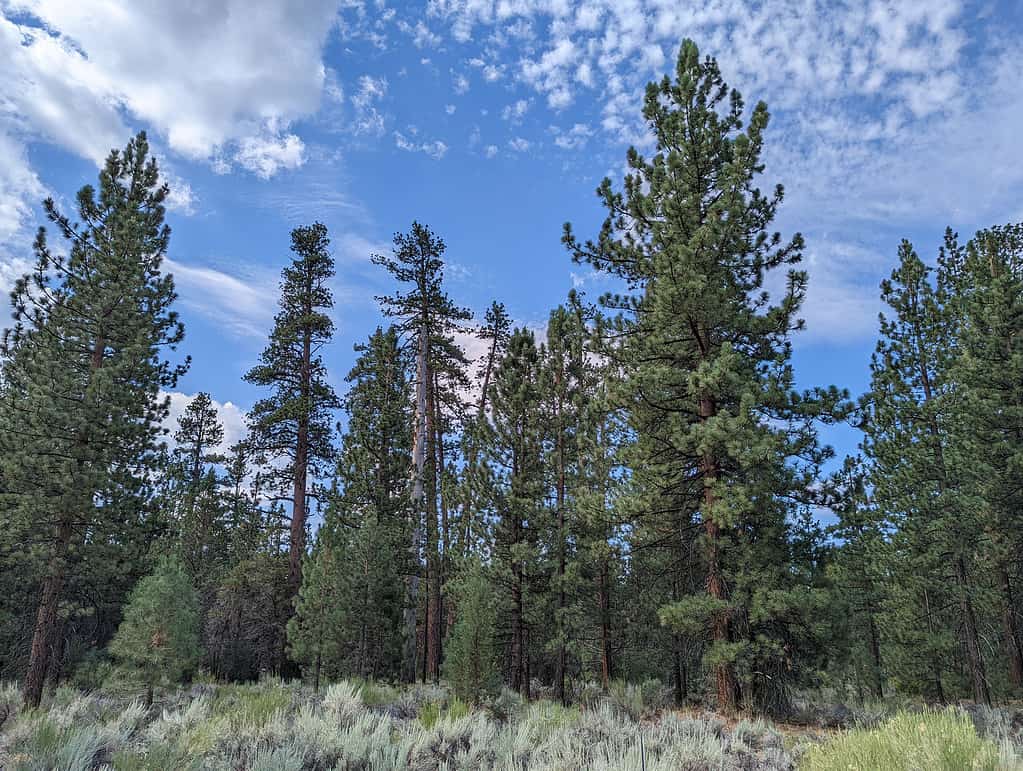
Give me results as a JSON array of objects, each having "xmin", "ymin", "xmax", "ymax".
[
  {"xmin": 699, "ymin": 393, "xmax": 739, "ymax": 713},
  {"xmin": 23, "ymin": 520, "xmax": 73, "ymax": 710}
]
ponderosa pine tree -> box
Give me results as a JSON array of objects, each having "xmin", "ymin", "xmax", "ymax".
[
  {"xmin": 0, "ymin": 132, "xmax": 187, "ymax": 709},
  {"xmin": 171, "ymin": 393, "xmax": 228, "ymax": 598},
  {"xmin": 490, "ymin": 327, "xmax": 546, "ymax": 697},
  {"xmin": 826, "ymin": 459, "xmax": 887, "ymax": 700},
  {"xmin": 946, "ymin": 224, "xmax": 1023, "ymax": 693},
  {"xmin": 109, "ymin": 556, "xmax": 200, "ymax": 706},
  {"xmin": 541, "ymin": 303, "xmax": 586, "ymax": 704},
  {"xmin": 220, "ymin": 439, "xmax": 267, "ymax": 563},
  {"xmin": 458, "ymin": 301, "xmax": 511, "ymax": 557},
  {"xmin": 288, "ymin": 326, "xmax": 411, "ymax": 684},
  {"xmin": 444, "ymin": 560, "xmax": 499, "ymax": 704},
  {"xmin": 864, "ymin": 239, "xmax": 990, "ymax": 705},
  {"xmin": 244, "ymin": 222, "xmax": 339, "ymax": 601},
  {"xmin": 373, "ymin": 222, "xmax": 470, "ymax": 683},
  {"xmin": 564, "ymin": 40, "xmax": 845, "ymax": 713}
]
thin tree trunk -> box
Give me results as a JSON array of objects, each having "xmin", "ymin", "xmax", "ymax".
[
  {"xmin": 999, "ymin": 567, "xmax": 1023, "ymax": 690},
  {"xmin": 673, "ymin": 641, "xmax": 687, "ymax": 706},
  {"xmin": 461, "ymin": 319, "xmax": 500, "ymax": 553},
  {"xmin": 556, "ymin": 386, "xmax": 568, "ymax": 705},
  {"xmin": 403, "ymin": 324, "xmax": 428, "ymax": 683},
  {"xmin": 598, "ymin": 558, "xmax": 612, "ymax": 689},
  {"xmin": 955, "ymin": 556, "xmax": 991, "ymax": 705},
  {"xmin": 923, "ymin": 588, "xmax": 946, "ymax": 703},
  {"xmin": 867, "ymin": 609, "xmax": 884, "ymax": 699},
  {"xmin": 289, "ymin": 328, "xmax": 311, "ymax": 599},
  {"xmin": 425, "ymin": 375, "xmax": 442, "ymax": 683}
]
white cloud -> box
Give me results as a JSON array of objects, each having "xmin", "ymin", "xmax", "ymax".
[
  {"xmin": 501, "ymin": 98, "xmax": 531, "ymax": 122},
  {"xmin": 508, "ymin": 137, "xmax": 531, "ymax": 152},
  {"xmin": 398, "ymin": 19, "xmax": 442, "ymax": 48},
  {"xmin": 550, "ymin": 122, "xmax": 593, "ymax": 150},
  {"xmin": 445, "ymin": 104, "xmax": 457, "ymax": 115},
  {"xmin": 484, "ymin": 144, "xmax": 498, "ymax": 158},
  {"xmin": 452, "ymin": 72, "xmax": 470, "ymax": 94},
  {"xmin": 394, "ymin": 131, "xmax": 449, "ymax": 160},
  {"xmin": 164, "ymin": 390, "xmax": 248, "ymax": 452},
  {"xmin": 1, "ymin": 0, "xmax": 340, "ymax": 174},
  {"xmin": 0, "ymin": 130, "xmax": 45, "ymax": 244},
  {"xmin": 351, "ymin": 75, "xmax": 388, "ymax": 136},
  {"xmin": 164, "ymin": 257, "xmax": 277, "ymax": 339},
  {"xmin": 234, "ymin": 132, "xmax": 305, "ymax": 179},
  {"xmin": 468, "ymin": 56, "xmax": 504, "ymax": 81},
  {"xmin": 520, "ymin": 37, "xmax": 579, "ymax": 108}
]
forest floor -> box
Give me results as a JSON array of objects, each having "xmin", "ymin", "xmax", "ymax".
[{"xmin": 1, "ymin": 677, "xmax": 1021, "ymax": 770}]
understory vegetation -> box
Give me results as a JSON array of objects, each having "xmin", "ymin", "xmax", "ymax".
[{"xmin": 3, "ymin": 679, "xmax": 1021, "ymax": 770}]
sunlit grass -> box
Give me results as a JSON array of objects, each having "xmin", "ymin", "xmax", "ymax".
[{"xmin": 800, "ymin": 708, "xmax": 1017, "ymax": 771}]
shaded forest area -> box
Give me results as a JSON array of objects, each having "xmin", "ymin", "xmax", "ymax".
[{"xmin": 2, "ymin": 40, "xmax": 1022, "ymax": 720}]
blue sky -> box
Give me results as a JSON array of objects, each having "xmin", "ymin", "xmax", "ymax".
[{"xmin": 2, "ymin": 0, "xmax": 1023, "ymax": 466}]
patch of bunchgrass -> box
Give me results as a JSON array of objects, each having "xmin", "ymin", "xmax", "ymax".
[{"xmin": 799, "ymin": 708, "xmax": 1010, "ymax": 771}]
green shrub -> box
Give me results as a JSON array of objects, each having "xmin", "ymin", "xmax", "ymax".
[
  {"xmin": 800, "ymin": 709, "xmax": 1006, "ymax": 771},
  {"xmin": 419, "ymin": 700, "xmax": 441, "ymax": 729}
]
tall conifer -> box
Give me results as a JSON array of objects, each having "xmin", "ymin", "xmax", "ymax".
[{"xmin": 0, "ymin": 132, "xmax": 186, "ymax": 708}]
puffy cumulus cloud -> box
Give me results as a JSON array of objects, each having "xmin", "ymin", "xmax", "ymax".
[
  {"xmin": 235, "ymin": 133, "xmax": 305, "ymax": 179},
  {"xmin": 549, "ymin": 122, "xmax": 592, "ymax": 150},
  {"xmin": 163, "ymin": 390, "xmax": 248, "ymax": 452},
  {"xmin": 501, "ymin": 98, "xmax": 531, "ymax": 122},
  {"xmin": 507, "ymin": 136, "xmax": 531, "ymax": 152},
  {"xmin": 0, "ymin": 0, "xmax": 340, "ymax": 174}
]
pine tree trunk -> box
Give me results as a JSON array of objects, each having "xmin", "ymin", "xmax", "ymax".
[
  {"xmin": 867, "ymin": 609, "xmax": 884, "ymax": 699},
  {"xmin": 23, "ymin": 519, "xmax": 72, "ymax": 710},
  {"xmin": 955, "ymin": 556, "xmax": 991, "ymax": 705},
  {"xmin": 511, "ymin": 505, "xmax": 527, "ymax": 696},
  {"xmin": 673, "ymin": 639, "xmax": 687, "ymax": 706},
  {"xmin": 598, "ymin": 558, "xmax": 612, "ymax": 689},
  {"xmin": 998, "ymin": 566, "xmax": 1023, "ymax": 690},
  {"xmin": 425, "ymin": 375, "xmax": 442, "ymax": 683},
  {"xmin": 289, "ymin": 328, "xmax": 311, "ymax": 599},
  {"xmin": 403, "ymin": 325, "xmax": 428, "ymax": 683},
  {"xmin": 699, "ymin": 394, "xmax": 739, "ymax": 713},
  {"xmin": 555, "ymin": 389, "xmax": 567, "ymax": 705},
  {"xmin": 462, "ymin": 327, "xmax": 499, "ymax": 553}
]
